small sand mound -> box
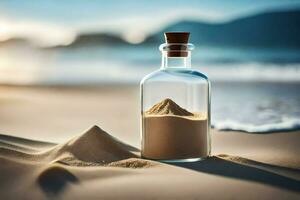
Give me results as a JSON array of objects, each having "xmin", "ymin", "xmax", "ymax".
[
  {"xmin": 46, "ymin": 126, "xmax": 137, "ymax": 165},
  {"xmin": 106, "ymin": 158, "xmax": 156, "ymax": 168},
  {"xmin": 217, "ymin": 154, "xmax": 253, "ymax": 164},
  {"xmin": 54, "ymin": 155, "xmax": 103, "ymax": 166},
  {"xmin": 146, "ymin": 98, "xmax": 193, "ymax": 116},
  {"xmin": 38, "ymin": 165, "xmax": 79, "ymax": 195}
]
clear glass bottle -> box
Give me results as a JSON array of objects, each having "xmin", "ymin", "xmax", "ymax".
[{"xmin": 140, "ymin": 32, "xmax": 211, "ymax": 162}]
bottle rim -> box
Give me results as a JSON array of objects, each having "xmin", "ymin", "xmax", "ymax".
[{"xmin": 159, "ymin": 43, "xmax": 194, "ymax": 52}]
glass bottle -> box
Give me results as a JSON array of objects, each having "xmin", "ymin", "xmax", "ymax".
[{"xmin": 140, "ymin": 32, "xmax": 211, "ymax": 162}]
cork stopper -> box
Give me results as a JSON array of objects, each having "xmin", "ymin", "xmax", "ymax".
[
  {"xmin": 165, "ymin": 32, "xmax": 190, "ymax": 44},
  {"xmin": 164, "ymin": 32, "xmax": 190, "ymax": 57}
]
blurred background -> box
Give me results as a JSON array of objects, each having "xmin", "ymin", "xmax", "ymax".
[{"xmin": 0, "ymin": 0, "xmax": 300, "ymax": 144}]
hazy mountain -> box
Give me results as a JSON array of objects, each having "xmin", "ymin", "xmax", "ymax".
[
  {"xmin": 144, "ymin": 9, "xmax": 300, "ymax": 48},
  {"xmin": 0, "ymin": 38, "xmax": 33, "ymax": 47},
  {"xmin": 1, "ymin": 9, "xmax": 299, "ymax": 49},
  {"xmin": 64, "ymin": 33, "xmax": 128, "ymax": 48},
  {"xmin": 0, "ymin": 34, "xmax": 128, "ymax": 49}
]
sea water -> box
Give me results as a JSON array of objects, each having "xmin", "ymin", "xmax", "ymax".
[{"xmin": 0, "ymin": 44, "xmax": 300, "ymax": 133}]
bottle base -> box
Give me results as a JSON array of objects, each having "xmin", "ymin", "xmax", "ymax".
[{"xmin": 141, "ymin": 156, "xmax": 208, "ymax": 163}]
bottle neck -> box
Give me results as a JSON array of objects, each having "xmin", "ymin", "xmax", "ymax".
[{"xmin": 161, "ymin": 52, "xmax": 191, "ymax": 69}]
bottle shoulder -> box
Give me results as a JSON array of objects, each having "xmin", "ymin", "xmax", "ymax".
[{"xmin": 141, "ymin": 68, "xmax": 209, "ymax": 84}]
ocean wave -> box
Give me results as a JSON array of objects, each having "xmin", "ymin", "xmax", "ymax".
[
  {"xmin": 1, "ymin": 46, "xmax": 300, "ymax": 85},
  {"xmin": 198, "ymin": 63, "xmax": 300, "ymax": 82},
  {"xmin": 213, "ymin": 117, "xmax": 300, "ymax": 133}
]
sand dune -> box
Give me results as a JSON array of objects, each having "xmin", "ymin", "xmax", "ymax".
[
  {"xmin": 0, "ymin": 126, "xmax": 300, "ymax": 199},
  {"xmin": 0, "ymin": 125, "xmax": 144, "ymax": 167},
  {"xmin": 45, "ymin": 125, "xmax": 139, "ymax": 166},
  {"xmin": 0, "ymin": 125, "xmax": 158, "ymax": 199}
]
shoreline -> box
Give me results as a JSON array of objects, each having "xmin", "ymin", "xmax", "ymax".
[
  {"xmin": 1, "ymin": 80, "xmax": 300, "ymax": 87},
  {"xmin": 0, "ymin": 84, "xmax": 299, "ymax": 145}
]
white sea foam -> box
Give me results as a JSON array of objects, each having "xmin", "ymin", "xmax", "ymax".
[
  {"xmin": 197, "ymin": 63, "xmax": 300, "ymax": 82},
  {"xmin": 213, "ymin": 117, "xmax": 300, "ymax": 133}
]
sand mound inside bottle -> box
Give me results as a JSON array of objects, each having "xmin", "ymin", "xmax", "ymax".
[
  {"xmin": 0, "ymin": 126, "xmax": 155, "ymax": 168},
  {"xmin": 146, "ymin": 98, "xmax": 194, "ymax": 116},
  {"xmin": 143, "ymin": 98, "xmax": 208, "ymax": 160}
]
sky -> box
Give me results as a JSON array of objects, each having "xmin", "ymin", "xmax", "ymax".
[{"xmin": 1, "ymin": 0, "xmax": 300, "ymax": 46}]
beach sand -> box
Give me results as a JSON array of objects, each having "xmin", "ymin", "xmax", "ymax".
[{"xmin": 0, "ymin": 85, "xmax": 299, "ymax": 199}]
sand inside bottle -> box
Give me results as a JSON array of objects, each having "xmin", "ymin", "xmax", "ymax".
[{"xmin": 142, "ymin": 98, "xmax": 209, "ymax": 160}]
